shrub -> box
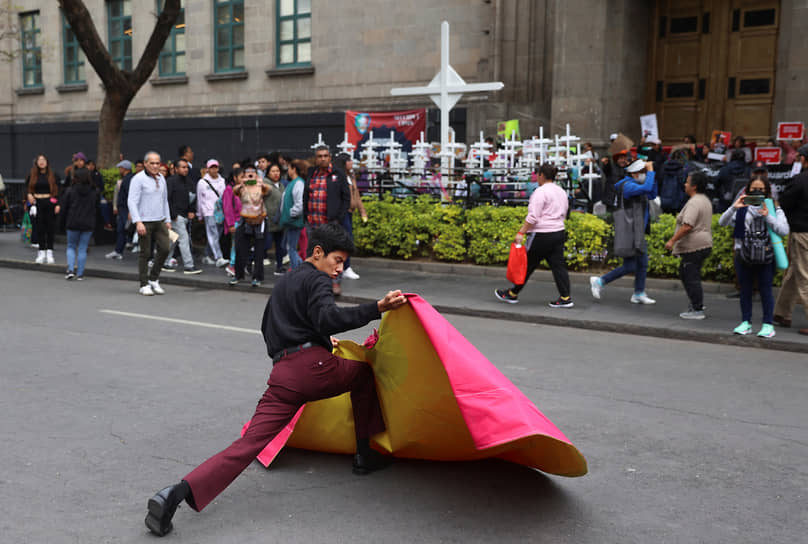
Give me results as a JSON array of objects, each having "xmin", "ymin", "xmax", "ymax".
[
  {"xmin": 464, "ymin": 205, "xmax": 525, "ymax": 265},
  {"xmin": 350, "ymin": 196, "xmax": 753, "ymax": 285},
  {"xmin": 564, "ymin": 212, "xmax": 614, "ymax": 271},
  {"xmin": 99, "ymin": 167, "xmax": 119, "ymax": 202}
]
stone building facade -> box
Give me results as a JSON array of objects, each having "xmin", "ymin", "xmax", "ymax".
[{"xmin": 0, "ymin": 0, "xmax": 805, "ymax": 176}]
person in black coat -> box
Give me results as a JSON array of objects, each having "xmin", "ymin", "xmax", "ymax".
[
  {"xmin": 60, "ymin": 168, "xmax": 99, "ymax": 280},
  {"xmin": 302, "ymin": 146, "xmax": 351, "ymax": 295}
]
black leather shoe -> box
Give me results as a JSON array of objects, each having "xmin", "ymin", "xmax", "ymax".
[
  {"xmin": 145, "ymin": 483, "xmax": 187, "ymax": 536},
  {"xmin": 352, "ymin": 450, "xmax": 393, "ymax": 475}
]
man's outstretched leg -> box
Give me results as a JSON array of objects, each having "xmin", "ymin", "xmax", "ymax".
[{"xmin": 145, "ymin": 380, "xmax": 303, "ymax": 536}]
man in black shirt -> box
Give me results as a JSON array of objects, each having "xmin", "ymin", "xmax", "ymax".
[
  {"xmin": 145, "ymin": 223, "xmax": 407, "ymax": 537},
  {"xmin": 164, "ymin": 159, "xmax": 201, "ymax": 274}
]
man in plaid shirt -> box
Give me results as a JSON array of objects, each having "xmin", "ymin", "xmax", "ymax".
[{"xmin": 303, "ymin": 145, "xmax": 351, "ymax": 294}]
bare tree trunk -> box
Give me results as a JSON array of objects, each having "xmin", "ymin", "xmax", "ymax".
[
  {"xmin": 59, "ymin": 0, "xmax": 180, "ymax": 168},
  {"xmin": 97, "ymin": 91, "xmax": 134, "ymax": 167}
]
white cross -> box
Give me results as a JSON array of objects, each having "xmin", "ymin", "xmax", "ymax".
[
  {"xmin": 390, "ymin": 21, "xmax": 504, "ymax": 177},
  {"xmin": 336, "ymin": 132, "xmax": 356, "ymax": 158},
  {"xmin": 310, "ymin": 133, "xmax": 328, "ymax": 152}
]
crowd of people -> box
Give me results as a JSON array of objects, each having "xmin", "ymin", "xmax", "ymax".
[
  {"xmin": 24, "ymin": 144, "xmax": 366, "ymax": 296},
  {"xmin": 21, "ymin": 134, "xmax": 808, "ymax": 338},
  {"xmin": 495, "ymin": 143, "xmax": 808, "ymax": 338}
]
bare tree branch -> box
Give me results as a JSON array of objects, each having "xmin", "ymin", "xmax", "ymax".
[{"xmin": 133, "ymin": 0, "xmax": 180, "ymax": 85}]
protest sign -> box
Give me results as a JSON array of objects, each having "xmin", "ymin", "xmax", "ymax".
[
  {"xmin": 776, "ymin": 122, "xmax": 804, "ymax": 141},
  {"xmin": 754, "ymin": 147, "xmax": 782, "ymax": 164}
]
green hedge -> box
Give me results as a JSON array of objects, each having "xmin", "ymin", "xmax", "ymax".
[
  {"xmin": 352, "ymin": 196, "xmax": 785, "ymax": 283},
  {"xmin": 100, "ymin": 167, "xmax": 119, "ymax": 202}
]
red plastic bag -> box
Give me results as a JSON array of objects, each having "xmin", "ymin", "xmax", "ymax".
[{"xmin": 506, "ymin": 243, "xmax": 527, "ymax": 285}]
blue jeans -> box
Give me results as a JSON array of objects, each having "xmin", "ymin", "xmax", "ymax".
[
  {"xmin": 735, "ymin": 255, "xmax": 775, "ymax": 324},
  {"xmin": 601, "ymin": 252, "xmax": 648, "ymax": 294},
  {"xmin": 114, "ymin": 212, "xmax": 128, "ymax": 254},
  {"xmin": 283, "ymin": 227, "xmax": 303, "ymax": 269},
  {"xmin": 66, "ymin": 230, "xmax": 93, "ymax": 276}
]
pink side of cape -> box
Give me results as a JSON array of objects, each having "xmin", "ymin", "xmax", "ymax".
[
  {"xmin": 405, "ymin": 294, "xmax": 573, "ymax": 449},
  {"xmin": 241, "ymin": 406, "xmax": 305, "ymax": 467}
]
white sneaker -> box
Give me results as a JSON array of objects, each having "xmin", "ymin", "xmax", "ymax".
[
  {"xmin": 139, "ymin": 284, "xmax": 154, "ymax": 296},
  {"xmin": 202, "ymin": 256, "xmax": 216, "ymax": 265},
  {"xmin": 131, "ymin": 245, "xmax": 139, "ymax": 253},
  {"xmin": 105, "ymin": 251, "xmax": 123, "ymax": 260},
  {"xmin": 148, "ymin": 280, "xmax": 165, "ymax": 295},
  {"xmin": 215, "ymin": 258, "xmax": 229, "ymax": 268},
  {"xmin": 263, "ymin": 258, "xmax": 271, "ymax": 266},
  {"xmin": 35, "ymin": 250, "xmax": 46, "ymax": 264},
  {"xmin": 282, "ymin": 254, "xmax": 290, "ymax": 265},
  {"xmin": 168, "ymin": 257, "xmax": 178, "ymax": 267},
  {"xmin": 630, "ymin": 293, "xmax": 656, "ymax": 305},
  {"xmin": 343, "ymin": 267, "xmax": 360, "ymax": 280},
  {"xmin": 46, "ymin": 249, "xmax": 55, "ymax": 264},
  {"xmin": 589, "ymin": 276, "xmax": 602, "ymax": 300}
]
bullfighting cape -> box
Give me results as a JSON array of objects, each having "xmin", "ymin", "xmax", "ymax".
[{"xmin": 242, "ymin": 294, "xmax": 587, "ymax": 477}]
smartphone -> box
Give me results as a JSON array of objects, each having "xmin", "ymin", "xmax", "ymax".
[{"xmin": 744, "ymin": 194, "xmax": 764, "ymax": 206}]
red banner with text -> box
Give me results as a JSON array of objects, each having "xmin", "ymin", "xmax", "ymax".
[{"xmin": 345, "ymin": 110, "xmax": 426, "ymax": 155}]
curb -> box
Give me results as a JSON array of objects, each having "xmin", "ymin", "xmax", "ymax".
[
  {"xmin": 350, "ymin": 257, "xmax": 740, "ymax": 295},
  {"xmin": 4, "ymin": 257, "xmax": 806, "ymax": 355}
]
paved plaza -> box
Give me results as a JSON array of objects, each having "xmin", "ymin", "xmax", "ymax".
[{"xmin": 1, "ymin": 260, "xmax": 806, "ymax": 542}]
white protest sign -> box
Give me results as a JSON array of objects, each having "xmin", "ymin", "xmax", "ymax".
[{"xmin": 640, "ymin": 114, "xmax": 659, "ymax": 141}]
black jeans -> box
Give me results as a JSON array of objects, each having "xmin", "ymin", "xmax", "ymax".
[
  {"xmin": 35, "ymin": 198, "xmax": 56, "ymax": 250},
  {"xmin": 679, "ymin": 247, "xmax": 711, "ymax": 311},
  {"xmin": 235, "ymin": 222, "xmax": 265, "ymax": 281},
  {"xmin": 511, "ymin": 230, "xmax": 570, "ymax": 298}
]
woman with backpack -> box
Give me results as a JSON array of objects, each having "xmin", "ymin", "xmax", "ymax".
[
  {"xmin": 279, "ymin": 159, "xmax": 307, "ymax": 270},
  {"xmin": 719, "ymin": 177, "xmax": 789, "ymax": 338}
]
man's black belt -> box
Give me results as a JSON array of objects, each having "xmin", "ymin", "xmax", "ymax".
[{"xmin": 271, "ymin": 342, "xmax": 315, "ymax": 363}]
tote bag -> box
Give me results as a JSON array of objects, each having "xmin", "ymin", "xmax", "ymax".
[{"xmin": 506, "ymin": 243, "xmax": 527, "ymax": 285}]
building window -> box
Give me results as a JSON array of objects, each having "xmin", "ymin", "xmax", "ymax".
[
  {"xmin": 214, "ymin": 0, "xmax": 244, "ymax": 72},
  {"xmin": 63, "ymin": 14, "xmax": 86, "ymax": 84},
  {"xmin": 107, "ymin": 0, "xmax": 133, "ymax": 71},
  {"xmin": 276, "ymin": 0, "xmax": 311, "ymax": 67},
  {"xmin": 20, "ymin": 11, "xmax": 42, "ymax": 88},
  {"xmin": 158, "ymin": 0, "xmax": 185, "ymax": 76}
]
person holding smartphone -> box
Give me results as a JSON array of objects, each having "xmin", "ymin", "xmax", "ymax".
[{"xmin": 719, "ymin": 177, "xmax": 790, "ymax": 338}]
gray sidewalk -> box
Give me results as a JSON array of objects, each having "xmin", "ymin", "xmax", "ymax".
[{"xmin": 2, "ymin": 231, "xmax": 807, "ymax": 353}]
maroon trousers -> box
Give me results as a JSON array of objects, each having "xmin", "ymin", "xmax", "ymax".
[{"xmin": 183, "ymin": 346, "xmax": 385, "ymax": 512}]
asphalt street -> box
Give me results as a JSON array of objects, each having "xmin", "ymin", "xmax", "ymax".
[{"xmin": 1, "ymin": 267, "xmax": 806, "ymax": 543}]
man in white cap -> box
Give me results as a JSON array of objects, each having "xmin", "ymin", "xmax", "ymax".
[
  {"xmin": 590, "ymin": 158, "xmax": 658, "ymax": 305},
  {"xmin": 196, "ymin": 158, "xmax": 228, "ymax": 267}
]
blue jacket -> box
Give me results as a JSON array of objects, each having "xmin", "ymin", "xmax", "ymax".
[{"xmin": 616, "ymin": 171, "xmax": 657, "ymax": 229}]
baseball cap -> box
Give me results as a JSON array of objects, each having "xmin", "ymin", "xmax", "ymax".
[
  {"xmin": 206, "ymin": 159, "xmax": 219, "ymax": 168},
  {"xmin": 626, "ymin": 159, "xmax": 646, "ymax": 173},
  {"xmin": 116, "ymin": 160, "xmax": 133, "ymax": 170},
  {"xmin": 646, "ymin": 136, "xmax": 661, "ymax": 145}
]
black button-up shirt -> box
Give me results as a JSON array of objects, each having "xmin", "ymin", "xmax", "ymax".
[{"xmin": 261, "ymin": 262, "xmax": 381, "ymax": 357}]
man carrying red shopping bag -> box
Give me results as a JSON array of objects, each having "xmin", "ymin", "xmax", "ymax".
[{"xmin": 495, "ymin": 163, "xmax": 573, "ymax": 308}]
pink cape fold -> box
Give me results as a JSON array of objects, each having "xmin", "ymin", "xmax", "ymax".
[{"xmin": 242, "ymin": 294, "xmax": 587, "ymax": 477}]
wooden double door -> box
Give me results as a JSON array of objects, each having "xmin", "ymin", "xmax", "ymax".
[{"xmin": 646, "ymin": 0, "xmax": 779, "ymax": 143}]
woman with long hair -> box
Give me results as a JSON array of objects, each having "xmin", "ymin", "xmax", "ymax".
[
  {"xmin": 26, "ymin": 154, "xmax": 61, "ymax": 264},
  {"xmin": 279, "ymin": 159, "xmax": 307, "ymax": 270},
  {"xmin": 60, "ymin": 168, "xmax": 99, "ymax": 280},
  {"xmin": 333, "ymin": 152, "xmax": 367, "ymax": 279},
  {"xmin": 719, "ymin": 176, "xmax": 790, "ymax": 338}
]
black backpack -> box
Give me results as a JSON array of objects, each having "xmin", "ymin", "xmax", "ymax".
[
  {"xmin": 659, "ymin": 160, "xmax": 686, "ymax": 213},
  {"xmin": 740, "ymin": 213, "xmax": 773, "ymax": 265}
]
